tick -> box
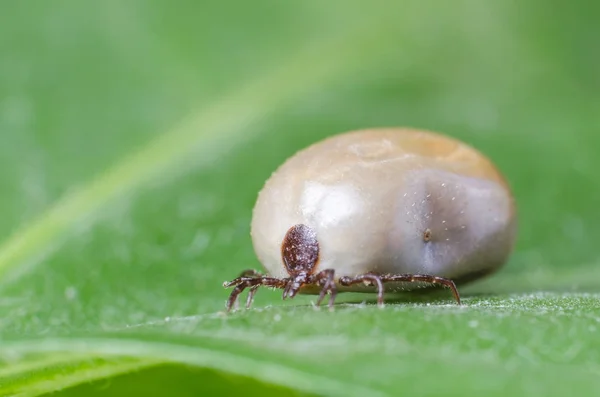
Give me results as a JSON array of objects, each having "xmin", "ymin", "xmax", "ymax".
[{"xmin": 223, "ymin": 127, "xmax": 517, "ymax": 311}]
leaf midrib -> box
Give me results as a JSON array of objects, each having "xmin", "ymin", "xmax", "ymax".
[
  {"xmin": 4, "ymin": 320, "xmax": 600, "ymax": 397},
  {"xmin": 2, "ymin": 336, "xmax": 388, "ymax": 397},
  {"xmin": 0, "ymin": 357, "xmax": 162, "ymax": 397}
]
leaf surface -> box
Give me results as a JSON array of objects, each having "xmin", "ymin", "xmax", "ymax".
[{"xmin": 1, "ymin": 1, "xmax": 599, "ymax": 396}]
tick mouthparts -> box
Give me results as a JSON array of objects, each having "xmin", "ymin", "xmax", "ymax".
[
  {"xmin": 282, "ymin": 278, "xmax": 304, "ymax": 300},
  {"xmin": 287, "ymin": 283, "xmax": 301, "ymax": 299},
  {"xmin": 282, "ymin": 281, "xmax": 292, "ymax": 299}
]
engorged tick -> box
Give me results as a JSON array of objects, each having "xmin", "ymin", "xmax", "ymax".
[{"xmin": 223, "ymin": 127, "xmax": 517, "ymax": 311}]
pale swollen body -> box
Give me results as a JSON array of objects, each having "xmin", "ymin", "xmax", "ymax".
[{"xmin": 250, "ymin": 128, "xmax": 517, "ymax": 294}]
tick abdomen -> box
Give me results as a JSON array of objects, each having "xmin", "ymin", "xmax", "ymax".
[{"xmin": 250, "ymin": 128, "xmax": 516, "ymax": 291}]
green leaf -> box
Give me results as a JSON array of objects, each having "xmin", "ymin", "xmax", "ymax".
[{"xmin": 1, "ymin": 1, "xmax": 600, "ymax": 396}]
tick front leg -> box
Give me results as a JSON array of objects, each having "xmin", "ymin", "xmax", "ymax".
[
  {"xmin": 236, "ymin": 269, "xmax": 264, "ymax": 307},
  {"xmin": 223, "ymin": 275, "xmax": 287, "ymax": 311},
  {"xmin": 223, "ymin": 269, "xmax": 265, "ymax": 293},
  {"xmin": 312, "ymin": 269, "xmax": 337, "ymax": 308}
]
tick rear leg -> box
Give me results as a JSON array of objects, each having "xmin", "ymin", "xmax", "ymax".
[
  {"xmin": 340, "ymin": 273, "xmax": 461, "ymax": 306},
  {"xmin": 339, "ymin": 274, "xmax": 385, "ymax": 306},
  {"xmin": 223, "ymin": 276, "xmax": 287, "ymax": 311},
  {"xmin": 382, "ymin": 274, "xmax": 461, "ymax": 305}
]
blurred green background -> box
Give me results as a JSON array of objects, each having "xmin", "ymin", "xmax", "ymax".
[{"xmin": 1, "ymin": 1, "xmax": 599, "ymax": 396}]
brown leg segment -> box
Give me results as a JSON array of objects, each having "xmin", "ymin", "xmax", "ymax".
[
  {"xmin": 383, "ymin": 274, "xmax": 461, "ymax": 304},
  {"xmin": 223, "ymin": 276, "xmax": 287, "ymax": 311},
  {"xmin": 312, "ymin": 269, "xmax": 337, "ymax": 308},
  {"xmin": 340, "ymin": 273, "xmax": 461, "ymax": 306},
  {"xmin": 245, "ymin": 284, "xmax": 261, "ymax": 309},
  {"xmin": 339, "ymin": 274, "xmax": 385, "ymax": 305},
  {"xmin": 236, "ymin": 269, "xmax": 265, "ymax": 308},
  {"xmin": 223, "ymin": 269, "xmax": 340, "ymax": 312},
  {"xmin": 224, "ymin": 268, "xmax": 267, "ymax": 309}
]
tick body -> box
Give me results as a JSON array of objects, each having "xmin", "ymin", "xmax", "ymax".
[{"xmin": 224, "ymin": 127, "xmax": 517, "ymax": 311}]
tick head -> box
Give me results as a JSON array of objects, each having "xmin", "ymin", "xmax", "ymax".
[{"xmin": 281, "ymin": 224, "xmax": 319, "ymax": 278}]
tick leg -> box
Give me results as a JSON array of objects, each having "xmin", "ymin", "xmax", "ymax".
[
  {"xmin": 236, "ymin": 269, "xmax": 264, "ymax": 308},
  {"xmin": 222, "ymin": 269, "xmax": 264, "ymax": 289},
  {"xmin": 339, "ymin": 274, "xmax": 385, "ymax": 306},
  {"xmin": 379, "ymin": 274, "xmax": 461, "ymax": 305},
  {"xmin": 312, "ymin": 269, "xmax": 337, "ymax": 308},
  {"xmin": 245, "ymin": 285, "xmax": 260, "ymax": 309},
  {"xmin": 223, "ymin": 276, "xmax": 287, "ymax": 312}
]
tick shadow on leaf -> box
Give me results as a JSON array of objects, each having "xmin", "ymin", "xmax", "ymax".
[{"xmin": 260, "ymin": 288, "xmax": 490, "ymax": 311}]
